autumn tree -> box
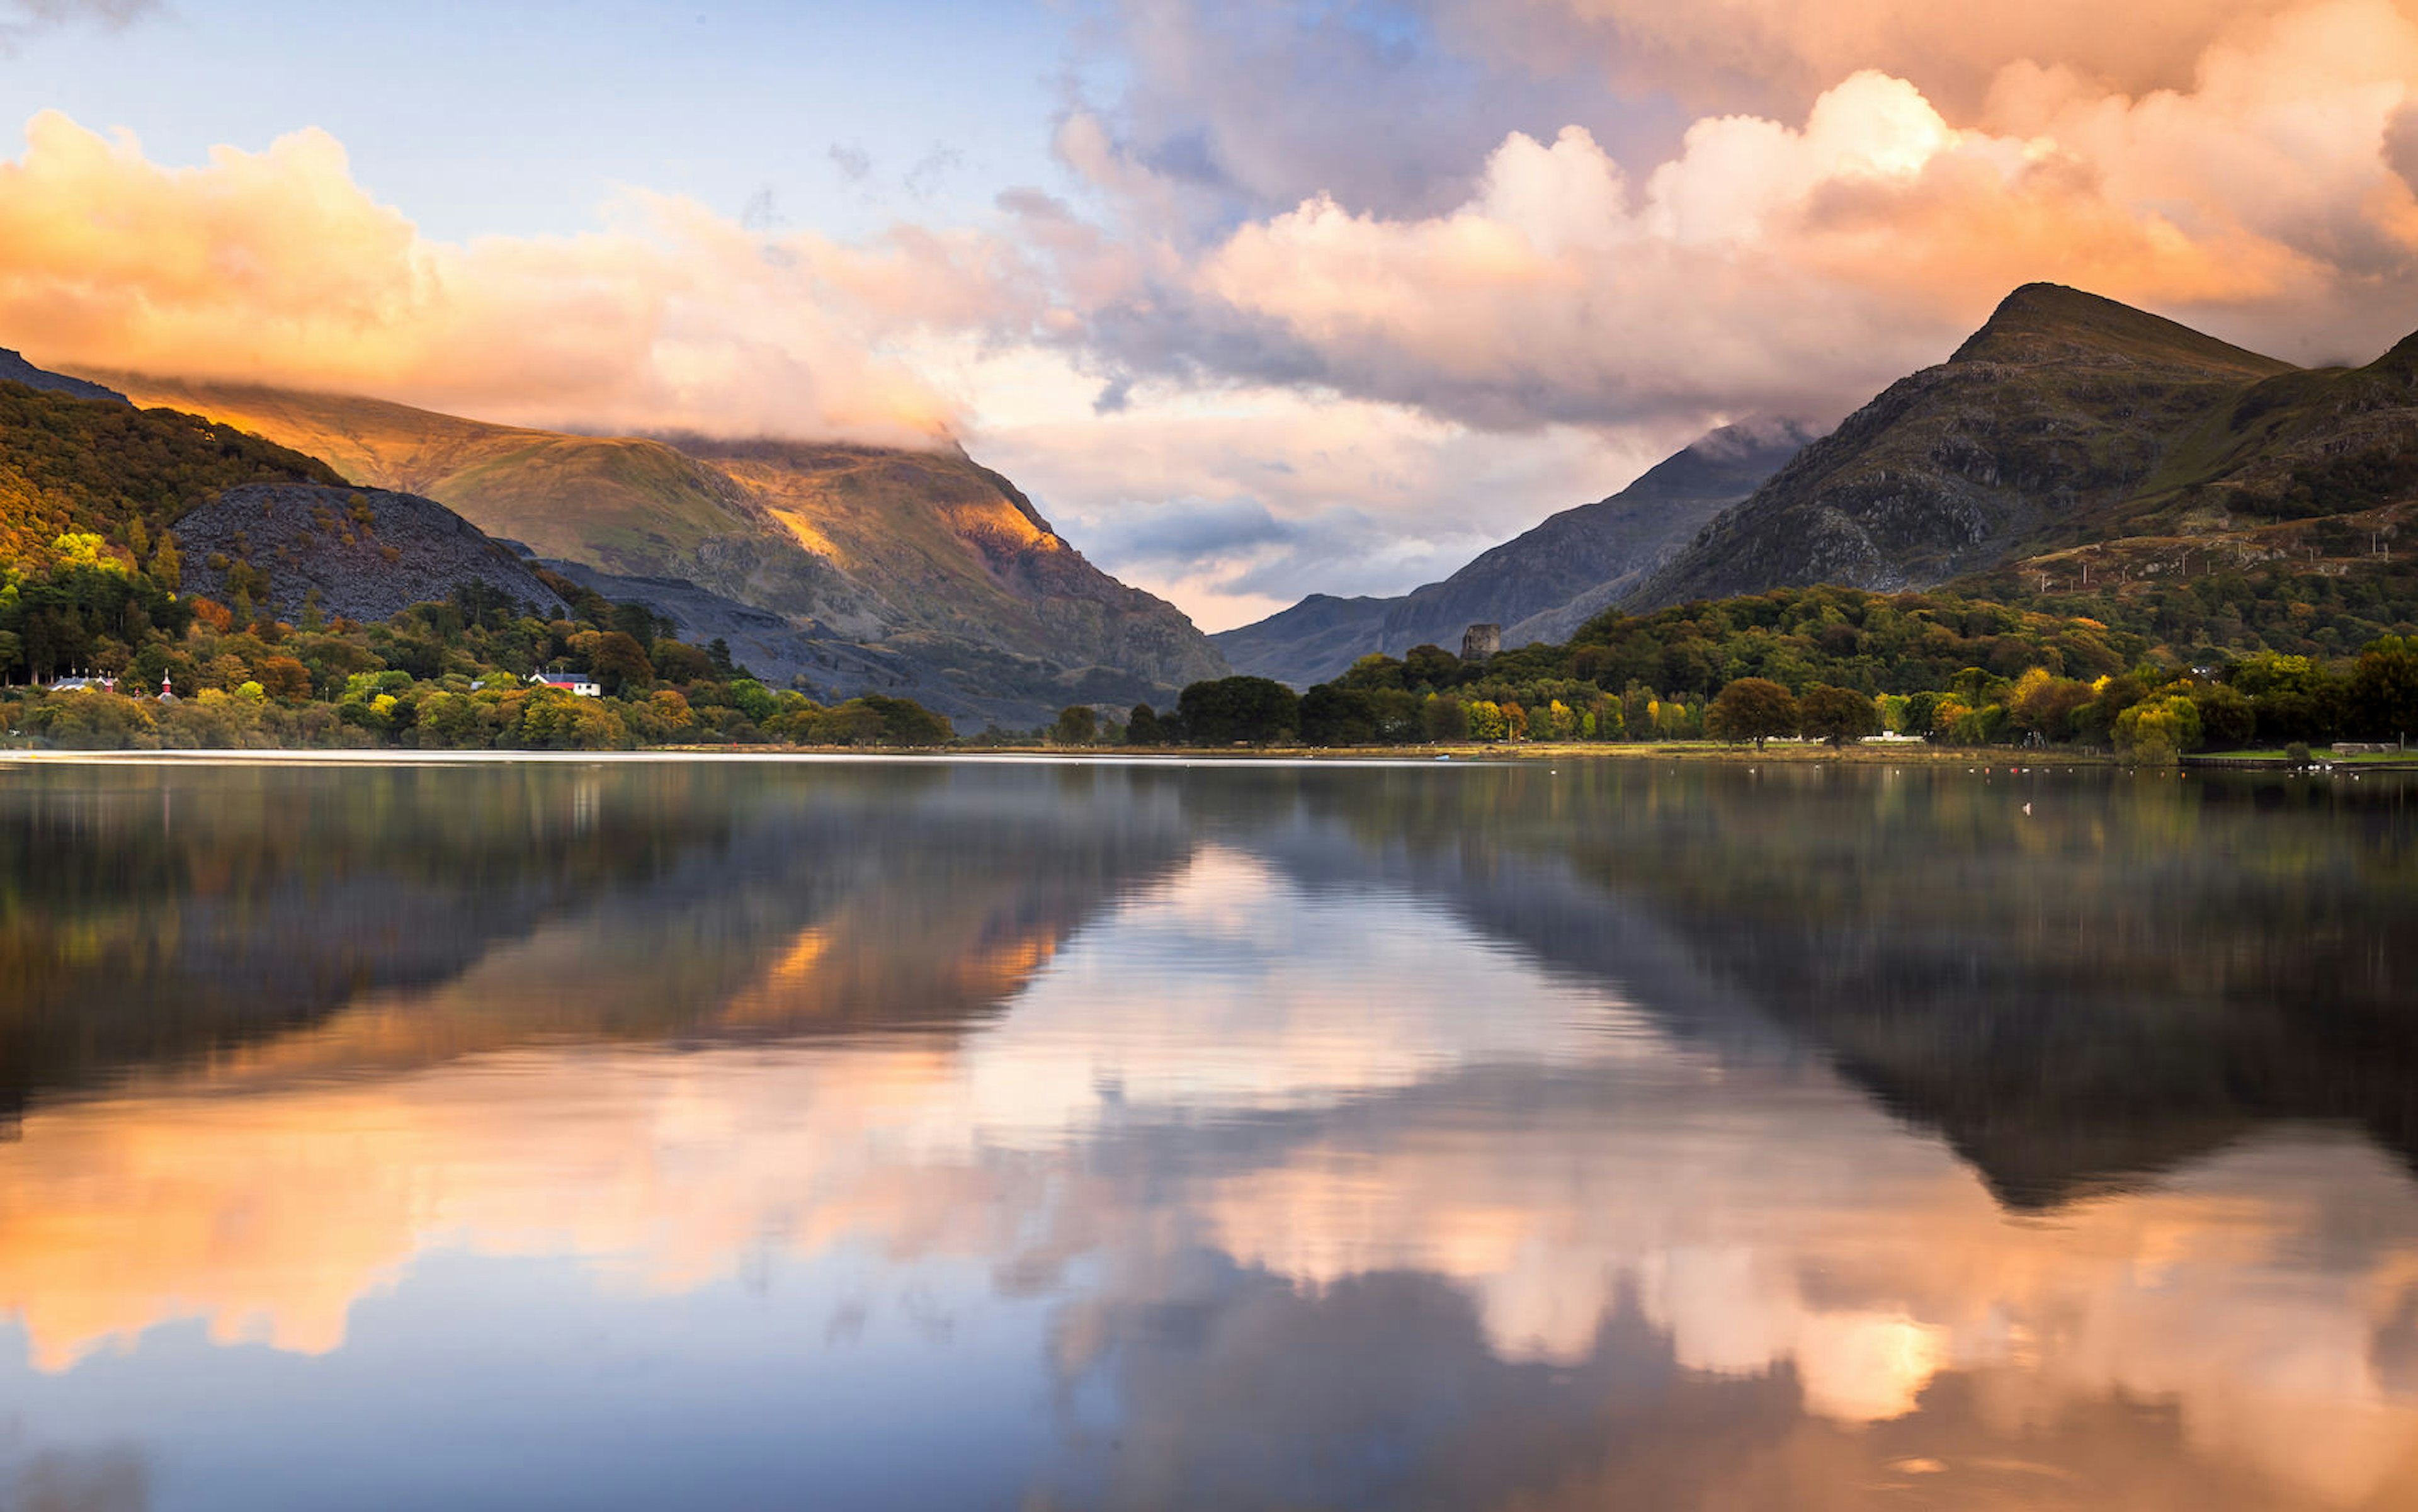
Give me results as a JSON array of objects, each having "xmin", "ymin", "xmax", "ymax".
[
  {"xmin": 256, "ymin": 656, "xmax": 314, "ymax": 703},
  {"xmin": 1798, "ymin": 683, "xmax": 1877, "ymax": 747},
  {"xmin": 1706, "ymin": 677, "xmax": 1798, "ymax": 747}
]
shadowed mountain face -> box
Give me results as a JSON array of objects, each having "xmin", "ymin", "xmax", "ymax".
[
  {"xmin": 1216, "ymin": 423, "xmax": 1812, "ymax": 686},
  {"xmin": 76, "ymin": 374, "xmax": 1228, "ymax": 727},
  {"xmin": 1627, "ymin": 284, "xmax": 2353, "ymax": 608}
]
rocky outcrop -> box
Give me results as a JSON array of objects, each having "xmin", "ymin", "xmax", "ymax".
[{"xmin": 174, "ymin": 483, "xmax": 569, "ymax": 624}]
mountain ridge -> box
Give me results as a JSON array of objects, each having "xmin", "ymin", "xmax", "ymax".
[
  {"xmin": 1627, "ymin": 283, "xmax": 2326, "ymax": 608},
  {"xmin": 1215, "ymin": 422, "xmax": 1813, "ymax": 685},
  {"xmin": 72, "ymin": 370, "xmax": 1229, "ymax": 726}
]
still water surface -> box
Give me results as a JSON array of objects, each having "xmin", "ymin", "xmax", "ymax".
[{"xmin": 1, "ymin": 757, "xmax": 2415, "ymax": 1509}]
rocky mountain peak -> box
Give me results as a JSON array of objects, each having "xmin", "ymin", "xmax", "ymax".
[{"xmin": 1948, "ymin": 282, "xmax": 2293, "ymax": 378}]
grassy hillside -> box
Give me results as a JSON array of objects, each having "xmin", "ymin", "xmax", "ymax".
[{"xmin": 88, "ymin": 372, "xmax": 1226, "ymax": 700}]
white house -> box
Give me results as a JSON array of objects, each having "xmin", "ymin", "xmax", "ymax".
[{"xmin": 528, "ymin": 671, "xmax": 602, "ymax": 698}]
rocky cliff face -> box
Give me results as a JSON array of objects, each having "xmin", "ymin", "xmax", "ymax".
[
  {"xmin": 79, "ymin": 374, "xmax": 1228, "ymax": 725},
  {"xmin": 1628, "ymin": 285, "xmax": 2302, "ymax": 608},
  {"xmin": 174, "ymin": 483, "xmax": 570, "ymax": 625},
  {"xmin": 1215, "ymin": 423, "xmax": 1810, "ymax": 685}
]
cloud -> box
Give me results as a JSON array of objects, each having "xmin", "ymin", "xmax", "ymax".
[
  {"xmin": 1060, "ymin": 0, "xmax": 1659, "ymax": 232},
  {"xmin": 0, "ymin": 0, "xmax": 154, "ymax": 54},
  {"xmin": 1436, "ymin": 0, "xmax": 2385, "ymax": 118},
  {"xmin": 948, "ymin": 352, "xmax": 1668, "ymax": 628},
  {"xmin": 1048, "ymin": 1, "xmax": 2418, "ymax": 441},
  {"xmin": 0, "ymin": 110, "xmax": 1038, "ymax": 444},
  {"xmin": 827, "ymin": 142, "xmax": 871, "ymax": 183}
]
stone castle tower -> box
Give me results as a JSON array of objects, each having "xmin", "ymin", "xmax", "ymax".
[{"xmin": 1461, "ymin": 623, "xmax": 1501, "ymax": 663}]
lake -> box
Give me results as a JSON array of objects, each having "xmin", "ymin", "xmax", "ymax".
[{"xmin": 1, "ymin": 756, "xmax": 2414, "ymax": 1510}]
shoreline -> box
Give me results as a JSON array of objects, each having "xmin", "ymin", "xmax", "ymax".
[{"xmin": 1, "ymin": 740, "xmax": 2121, "ymax": 766}]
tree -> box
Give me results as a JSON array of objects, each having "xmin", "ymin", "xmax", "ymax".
[
  {"xmin": 2349, "ymin": 635, "xmax": 2418, "ymax": 741},
  {"xmin": 1176, "ymin": 676, "xmax": 1300, "ymax": 744},
  {"xmin": 1798, "ymin": 683, "xmax": 1877, "ymax": 746},
  {"xmin": 652, "ymin": 640, "xmax": 714, "ymax": 685},
  {"xmin": 1298, "ymin": 685, "xmax": 1376, "ymax": 746},
  {"xmin": 1126, "ymin": 703, "xmax": 1164, "ymax": 745},
  {"xmin": 1706, "ymin": 677, "xmax": 1798, "ymax": 747},
  {"xmin": 1421, "ymin": 694, "xmax": 1468, "ymax": 741},
  {"xmin": 256, "ymin": 656, "xmax": 314, "ymax": 703},
  {"xmin": 2113, "ymin": 694, "xmax": 2203, "ymax": 765},
  {"xmin": 1402, "ymin": 644, "xmax": 1460, "ymax": 688},
  {"xmin": 2186, "ymin": 682, "xmax": 2256, "ymax": 750},
  {"xmin": 726, "ymin": 678, "xmax": 781, "ymax": 725},
  {"xmin": 578, "ymin": 630, "xmax": 656, "ymax": 694},
  {"xmin": 1051, "ymin": 705, "xmax": 1099, "ymax": 746},
  {"xmin": 858, "ymin": 695, "xmax": 951, "ymax": 745}
]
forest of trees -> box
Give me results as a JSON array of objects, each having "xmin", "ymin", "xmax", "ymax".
[
  {"xmin": 0, "ymin": 550, "xmax": 955, "ymax": 751},
  {"xmin": 10, "ymin": 549, "xmax": 2415, "ymax": 759},
  {"xmin": 1096, "ymin": 584, "xmax": 2418, "ymax": 761}
]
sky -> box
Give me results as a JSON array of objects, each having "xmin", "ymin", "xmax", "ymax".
[{"xmin": 6, "ymin": 1, "xmax": 2418, "ymax": 628}]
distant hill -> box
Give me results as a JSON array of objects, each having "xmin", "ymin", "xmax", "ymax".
[
  {"xmin": 175, "ymin": 483, "xmax": 571, "ymax": 625},
  {"xmin": 1215, "ymin": 423, "xmax": 1810, "ymax": 686},
  {"xmin": 0, "ymin": 350, "xmax": 125, "ymax": 406},
  {"xmin": 1207, "ymin": 594, "xmax": 1396, "ymax": 691},
  {"xmin": 76, "ymin": 373, "xmax": 1229, "ymax": 726},
  {"xmin": 1629, "ymin": 284, "xmax": 2319, "ymax": 608}
]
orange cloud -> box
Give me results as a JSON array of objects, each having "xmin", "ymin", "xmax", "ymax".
[
  {"xmin": 0, "ymin": 110, "xmax": 1030, "ymax": 444},
  {"xmin": 1443, "ymin": 0, "xmax": 2405, "ymax": 117}
]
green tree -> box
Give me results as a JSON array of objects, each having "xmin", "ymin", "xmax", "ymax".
[
  {"xmin": 2113, "ymin": 694, "xmax": 2203, "ymax": 765},
  {"xmin": 1051, "ymin": 704, "xmax": 1099, "ymax": 746},
  {"xmin": 2349, "ymin": 635, "xmax": 2418, "ymax": 741},
  {"xmin": 1126, "ymin": 703, "xmax": 1164, "ymax": 746},
  {"xmin": 1421, "ymin": 693, "xmax": 1468, "ymax": 742},
  {"xmin": 1706, "ymin": 677, "xmax": 1798, "ymax": 747},
  {"xmin": 2187, "ymin": 681, "xmax": 2257, "ymax": 749},
  {"xmin": 1177, "ymin": 676, "xmax": 1300, "ymax": 744},
  {"xmin": 1298, "ymin": 685, "xmax": 1377, "ymax": 746},
  {"xmin": 726, "ymin": 678, "xmax": 780, "ymax": 725}
]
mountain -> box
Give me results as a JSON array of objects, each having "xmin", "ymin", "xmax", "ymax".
[
  {"xmin": 77, "ymin": 372, "xmax": 1228, "ymax": 725},
  {"xmin": 1215, "ymin": 423, "xmax": 1812, "ymax": 686},
  {"xmin": 0, "ymin": 350, "xmax": 125, "ymax": 406},
  {"xmin": 1208, "ymin": 593, "xmax": 1397, "ymax": 690},
  {"xmin": 1628, "ymin": 284, "xmax": 2308, "ymax": 608},
  {"xmin": 174, "ymin": 483, "xmax": 571, "ymax": 625},
  {"xmin": 0, "ymin": 377, "xmax": 343, "ymax": 571}
]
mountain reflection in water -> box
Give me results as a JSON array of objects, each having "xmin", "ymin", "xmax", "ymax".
[{"xmin": 0, "ymin": 759, "xmax": 2412, "ymax": 1511}]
